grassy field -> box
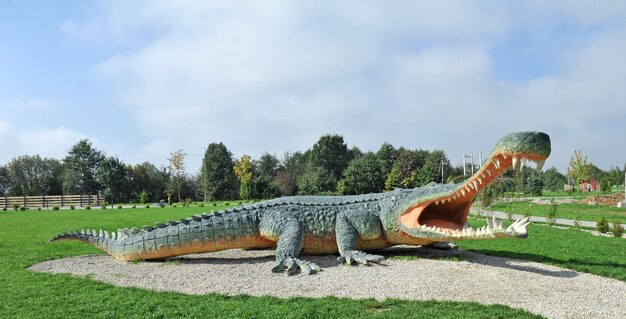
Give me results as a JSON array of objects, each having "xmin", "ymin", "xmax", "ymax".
[
  {"xmin": 460, "ymin": 218, "xmax": 626, "ymax": 281},
  {"xmin": 0, "ymin": 206, "xmax": 544, "ymax": 319},
  {"xmin": 490, "ymin": 200, "xmax": 626, "ymax": 224}
]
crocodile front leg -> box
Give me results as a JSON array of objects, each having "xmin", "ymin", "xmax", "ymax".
[
  {"xmin": 335, "ymin": 213, "xmax": 385, "ymax": 265},
  {"xmin": 268, "ymin": 219, "xmax": 321, "ymax": 275}
]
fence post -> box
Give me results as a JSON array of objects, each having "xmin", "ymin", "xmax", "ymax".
[
  {"xmin": 23, "ymin": 195, "xmax": 26, "ymax": 208},
  {"xmin": 61, "ymin": 194, "xmax": 64, "ymax": 207},
  {"xmin": 80, "ymin": 194, "xmax": 83, "ymax": 207},
  {"xmin": 42, "ymin": 194, "xmax": 45, "ymax": 208},
  {"xmin": 4, "ymin": 196, "xmax": 6, "ymax": 210}
]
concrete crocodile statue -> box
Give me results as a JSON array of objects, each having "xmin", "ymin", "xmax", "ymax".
[{"xmin": 51, "ymin": 131, "xmax": 550, "ymax": 275}]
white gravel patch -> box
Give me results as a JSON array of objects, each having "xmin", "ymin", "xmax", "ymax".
[{"xmin": 29, "ymin": 247, "xmax": 626, "ymax": 319}]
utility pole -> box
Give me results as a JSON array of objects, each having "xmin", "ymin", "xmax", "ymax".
[
  {"xmin": 463, "ymin": 153, "xmax": 474, "ymax": 176},
  {"xmin": 440, "ymin": 158, "xmax": 446, "ymax": 183}
]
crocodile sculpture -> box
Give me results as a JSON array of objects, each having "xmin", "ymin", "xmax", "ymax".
[{"xmin": 51, "ymin": 131, "xmax": 550, "ymax": 274}]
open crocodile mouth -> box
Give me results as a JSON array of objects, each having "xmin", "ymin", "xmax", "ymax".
[{"xmin": 399, "ymin": 152, "xmax": 547, "ymax": 234}]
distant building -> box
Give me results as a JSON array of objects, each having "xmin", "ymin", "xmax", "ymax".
[{"xmin": 579, "ymin": 179, "xmax": 599, "ymax": 191}]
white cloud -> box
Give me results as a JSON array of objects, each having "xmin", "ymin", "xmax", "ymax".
[
  {"xmin": 59, "ymin": 1, "xmax": 626, "ymax": 172},
  {"xmin": 0, "ymin": 121, "xmax": 88, "ymax": 162}
]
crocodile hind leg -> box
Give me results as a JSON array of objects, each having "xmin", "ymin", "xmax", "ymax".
[
  {"xmin": 269, "ymin": 219, "xmax": 321, "ymax": 275},
  {"xmin": 335, "ymin": 213, "xmax": 385, "ymax": 265}
]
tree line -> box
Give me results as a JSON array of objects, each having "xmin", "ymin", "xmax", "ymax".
[{"xmin": 0, "ymin": 135, "xmax": 623, "ymax": 204}]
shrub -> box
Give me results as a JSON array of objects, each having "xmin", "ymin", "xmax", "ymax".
[
  {"xmin": 19, "ymin": 206, "xmax": 26, "ymax": 211},
  {"xmin": 117, "ymin": 205, "xmax": 122, "ymax": 209},
  {"xmin": 185, "ymin": 198, "xmax": 192, "ymax": 206},
  {"xmin": 238, "ymin": 202, "xmax": 242, "ymax": 205},
  {"xmin": 86, "ymin": 206, "xmax": 91, "ymax": 210},
  {"xmin": 213, "ymin": 202, "xmax": 217, "ymax": 206},
  {"xmin": 199, "ymin": 203, "xmax": 205, "ymax": 207},
  {"xmin": 52, "ymin": 206, "xmax": 60, "ymax": 211},
  {"xmin": 225, "ymin": 202, "xmax": 230, "ymax": 206},
  {"xmin": 145, "ymin": 204, "xmax": 150, "ymax": 209},
  {"xmin": 2, "ymin": 207, "xmax": 6, "ymax": 211},
  {"xmin": 611, "ymin": 221, "xmax": 624, "ymax": 237},
  {"xmin": 173, "ymin": 204, "xmax": 177, "ymax": 208},
  {"xmin": 131, "ymin": 205, "xmax": 136, "ymax": 209},
  {"xmin": 573, "ymin": 215, "xmax": 581, "ymax": 228},
  {"xmin": 70, "ymin": 205, "xmax": 75, "ymax": 210},
  {"xmin": 506, "ymin": 212, "xmax": 513, "ymax": 221},
  {"xmin": 546, "ymin": 199, "xmax": 559, "ymax": 226},
  {"xmin": 139, "ymin": 190, "xmax": 149, "ymax": 204},
  {"xmin": 13, "ymin": 203, "xmax": 19, "ymax": 211},
  {"xmin": 102, "ymin": 205, "xmax": 107, "ymax": 210},
  {"xmin": 597, "ymin": 217, "xmax": 610, "ymax": 233},
  {"xmin": 37, "ymin": 207, "xmax": 41, "ymax": 211}
]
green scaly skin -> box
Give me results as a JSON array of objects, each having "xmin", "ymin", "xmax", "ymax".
[{"xmin": 51, "ymin": 131, "xmax": 551, "ymax": 275}]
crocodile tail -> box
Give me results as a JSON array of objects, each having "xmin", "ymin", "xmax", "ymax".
[{"xmin": 50, "ymin": 228, "xmax": 119, "ymax": 256}]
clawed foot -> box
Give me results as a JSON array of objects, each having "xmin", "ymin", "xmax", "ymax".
[
  {"xmin": 338, "ymin": 250, "xmax": 385, "ymax": 265},
  {"xmin": 272, "ymin": 257, "xmax": 321, "ymax": 275},
  {"xmin": 488, "ymin": 216, "xmax": 531, "ymax": 238}
]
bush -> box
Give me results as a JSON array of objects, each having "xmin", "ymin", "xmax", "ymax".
[
  {"xmin": 199, "ymin": 203, "xmax": 205, "ymax": 207},
  {"xmin": 37, "ymin": 207, "xmax": 41, "ymax": 211},
  {"xmin": 611, "ymin": 221, "xmax": 624, "ymax": 237},
  {"xmin": 546, "ymin": 199, "xmax": 559, "ymax": 226},
  {"xmin": 70, "ymin": 205, "xmax": 75, "ymax": 210},
  {"xmin": 597, "ymin": 217, "xmax": 610, "ymax": 233},
  {"xmin": 145, "ymin": 204, "xmax": 150, "ymax": 209},
  {"xmin": 131, "ymin": 205, "xmax": 136, "ymax": 209},
  {"xmin": 52, "ymin": 206, "xmax": 60, "ymax": 211},
  {"xmin": 185, "ymin": 198, "xmax": 192, "ymax": 206},
  {"xmin": 86, "ymin": 206, "xmax": 91, "ymax": 210},
  {"xmin": 238, "ymin": 202, "xmax": 242, "ymax": 205},
  {"xmin": 13, "ymin": 203, "xmax": 19, "ymax": 211},
  {"xmin": 139, "ymin": 190, "xmax": 149, "ymax": 204},
  {"xmin": 2, "ymin": 207, "xmax": 6, "ymax": 211},
  {"xmin": 213, "ymin": 202, "xmax": 217, "ymax": 206},
  {"xmin": 173, "ymin": 204, "xmax": 177, "ymax": 207},
  {"xmin": 573, "ymin": 215, "xmax": 581, "ymax": 228},
  {"xmin": 19, "ymin": 206, "xmax": 26, "ymax": 211},
  {"xmin": 117, "ymin": 205, "xmax": 122, "ymax": 209},
  {"xmin": 225, "ymin": 202, "xmax": 230, "ymax": 206},
  {"xmin": 102, "ymin": 205, "xmax": 107, "ymax": 210}
]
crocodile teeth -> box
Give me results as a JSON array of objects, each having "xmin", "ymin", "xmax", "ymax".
[
  {"xmin": 502, "ymin": 154, "xmax": 508, "ymax": 160},
  {"xmin": 536, "ymin": 160, "xmax": 545, "ymax": 171},
  {"xmin": 486, "ymin": 169, "xmax": 492, "ymax": 176},
  {"xmin": 99, "ymin": 229, "xmax": 103, "ymax": 237},
  {"xmin": 111, "ymin": 232, "xmax": 116, "ymax": 240},
  {"xmin": 461, "ymin": 189, "xmax": 466, "ymax": 197},
  {"xmin": 477, "ymin": 177, "xmax": 483, "ymax": 184},
  {"xmin": 473, "ymin": 181, "xmax": 479, "ymax": 190},
  {"xmin": 512, "ymin": 157, "xmax": 519, "ymax": 171},
  {"xmin": 494, "ymin": 159, "xmax": 501, "ymax": 169},
  {"xmin": 104, "ymin": 231, "xmax": 109, "ymax": 239}
]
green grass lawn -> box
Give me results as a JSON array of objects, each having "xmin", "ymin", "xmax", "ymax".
[
  {"xmin": 490, "ymin": 200, "xmax": 626, "ymax": 224},
  {"xmin": 0, "ymin": 206, "xmax": 543, "ymax": 319},
  {"xmin": 460, "ymin": 218, "xmax": 626, "ymax": 281},
  {"xmin": 539, "ymin": 190, "xmax": 619, "ymax": 198}
]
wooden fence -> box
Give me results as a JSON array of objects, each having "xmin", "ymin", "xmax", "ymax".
[{"xmin": 0, "ymin": 194, "xmax": 105, "ymax": 209}]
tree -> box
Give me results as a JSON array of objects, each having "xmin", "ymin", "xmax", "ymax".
[
  {"xmin": 376, "ymin": 142, "xmax": 396, "ymax": 176},
  {"xmin": 168, "ymin": 149, "xmax": 186, "ymax": 203},
  {"xmin": 393, "ymin": 148, "xmax": 417, "ymax": 188},
  {"xmin": 297, "ymin": 162, "xmax": 336, "ymax": 195},
  {"xmin": 275, "ymin": 151, "xmax": 305, "ymax": 196},
  {"xmin": 63, "ymin": 139, "xmax": 105, "ymax": 195},
  {"xmin": 253, "ymin": 153, "xmax": 280, "ymax": 199},
  {"xmin": 129, "ymin": 162, "xmax": 168, "ymax": 203},
  {"xmin": 6, "ymin": 155, "xmax": 62, "ymax": 196},
  {"xmin": 234, "ymin": 155, "xmax": 253, "ymax": 201},
  {"xmin": 417, "ymin": 150, "xmax": 449, "ymax": 186},
  {"xmin": 524, "ymin": 171, "xmax": 544, "ymax": 196},
  {"xmin": 199, "ymin": 143, "xmax": 237, "ymax": 201},
  {"xmin": 384, "ymin": 166, "xmax": 402, "ymax": 191},
  {"xmin": 0, "ymin": 165, "xmax": 10, "ymax": 196},
  {"xmin": 310, "ymin": 134, "xmax": 351, "ymax": 183},
  {"xmin": 568, "ymin": 150, "xmax": 589, "ymax": 187},
  {"xmin": 97, "ymin": 156, "xmax": 131, "ymax": 204},
  {"xmin": 542, "ymin": 167, "xmax": 567, "ymax": 191},
  {"xmin": 339, "ymin": 152, "xmax": 385, "ymax": 195}
]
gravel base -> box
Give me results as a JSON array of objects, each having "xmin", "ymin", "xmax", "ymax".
[{"xmin": 29, "ymin": 247, "xmax": 626, "ymax": 319}]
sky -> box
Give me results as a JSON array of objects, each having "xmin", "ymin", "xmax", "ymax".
[{"xmin": 1, "ymin": 0, "xmax": 626, "ymax": 173}]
